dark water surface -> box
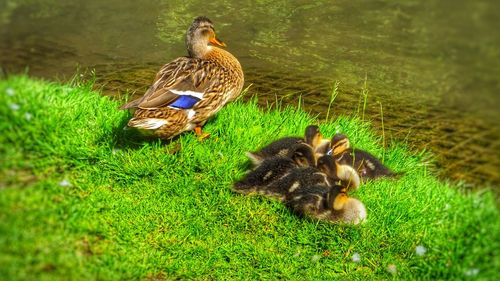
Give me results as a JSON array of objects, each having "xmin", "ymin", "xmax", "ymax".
[{"xmin": 1, "ymin": 0, "xmax": 499, "ymax": 188}]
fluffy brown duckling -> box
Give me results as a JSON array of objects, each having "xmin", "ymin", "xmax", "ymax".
[
  {"xmin": 328, "ymin": 134, "xmax": 398, "ymax": 180},
  {"xmin": 304, "ymin": 125, "xmax": 330, "ymax": 154},
  {"xmin": 258, "ymin": 166, "xmax": 332, "ymax": 201},
  {"xmin": 316, "ymin": 155, "xmax": 360, "ymax": 190},
  {"xmin": 285, "ymin": 184, "xmax": 367, "ymax": 225},
  {"xmin": 246, "ymin": 125, "xmax": 326, "ymax": 166},
  {"xmin": 233, "ymin": 143, "xmax": 316, "ymax": 195}
]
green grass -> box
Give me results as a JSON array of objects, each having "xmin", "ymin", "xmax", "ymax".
[{"xmin": 0, "ymin": 75, "xmax": 498, "ymax": 280}]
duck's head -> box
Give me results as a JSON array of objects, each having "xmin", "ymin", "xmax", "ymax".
[
  {"xmin": 330, "ymin": 186, "xmax": 349, "ymax": 211},
  {"xmin": 337, "ymin": 198, "xmax": 367, "ymax": 224},
  {"xmin": 304, "ymin": 125, "xmax": 323, "ymax": 149},
  {"xmin": 316, "ymin": 155, "xmax": 337, "ymax": 178},
  {"xmin": 288, "ymin": 143, "xmax": 316, "ymax": 167},
  {"xmin": 330, "ymin": 133, "xmax": 350, "ymax": 156},
  {"xmin": 186, "ymin": 16, "xmax": 226, "ymax": 58},
  {"xmin": 317, "ymin": 154, "xmax": 360, "ymax": 189}
]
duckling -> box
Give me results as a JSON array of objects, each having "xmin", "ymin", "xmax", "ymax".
[
  {"xmin": 304, "ymin": 125, "xmax": 330, "ymax": 154},
  {"xmin": 316, "ymin": 155, "xmax": 360, "ymax": 190},
  {"xmin": 328, "ymin": 134, "xmax": 398, "ymax": 180},
  {"xmin": 285, "ymin": 184, "xmax": 367, "ymax": 224},
  {"xmin": 257, "ymin": 155, "xmax": 358, "ymax": 201},
  {"xmin": 260, "ymin": 166, "xmax": 332, "ymax": 201},
  {"xmin": 246, "ymin": 125, "xmax": 325, "ymax": 166},
  {"xmin": 233, "ymin": 143, "xmax": 316, "ymax": 195},
  {"xmin": 328, "ymin": 195, "xmax": 367, "ymax": 225},
  {"xmin": 245, "ymin": 137, "xmax": 302, "ymax": 166},
  {"xmin": 305, "ymin": 125, "xmax": 331, "ymax": 157}
]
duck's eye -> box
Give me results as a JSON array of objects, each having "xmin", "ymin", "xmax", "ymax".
[{"xmin": 200, "ymin": 29, "xmax": 210, "ymax": 36}]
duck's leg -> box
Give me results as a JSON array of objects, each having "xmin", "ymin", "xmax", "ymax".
[{"xmin": 194, "ymin": 126, "xmax": 210, "ymax": 140}]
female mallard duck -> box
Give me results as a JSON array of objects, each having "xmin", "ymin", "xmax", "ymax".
[
  {"xmin": 316, "ymin": 155, "xmax": 360, "ymax": 190},
  {"xmin": 285, "ymin": 183, "xmax": 367, "ymax": 224},
  {"xmin": 120, "ymin": 16, "xmax": 244, "ymax": 139},
  {"xmin": 328, "ymin": 134, "xmax": 398, "ymax": 180},
  {"xmin": 233, "ymin": 143, "xmax": 316, "ymax": 195},
  {"xmin": 246, "ymin": 125, "xmax": 327, "ymax": 166}
]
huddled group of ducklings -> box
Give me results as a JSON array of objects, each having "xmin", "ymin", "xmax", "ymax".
[{"xmin": 233, "ymin": 125, "xmax": 399, "ymax": 225}]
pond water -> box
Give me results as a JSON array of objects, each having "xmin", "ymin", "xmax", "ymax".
[{"xmin": 1, "ymin": 0, "xmax": 499, "ymax": 189}]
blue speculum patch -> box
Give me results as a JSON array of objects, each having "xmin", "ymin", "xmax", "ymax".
[{"xmin": 169, "ymin": 95, "xmax": 200, "ymax": 109}]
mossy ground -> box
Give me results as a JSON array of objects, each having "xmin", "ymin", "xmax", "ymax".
[{"xmin": 0, "ymin": 76, "xmax": 498, "ymax": 280}]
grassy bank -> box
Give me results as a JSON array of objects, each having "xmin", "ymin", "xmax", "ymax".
[{"xmin": 0, "ymin": 75, "xmax": 498, "ymax": 280}]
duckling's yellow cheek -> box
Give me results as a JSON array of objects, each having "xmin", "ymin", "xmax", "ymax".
[
  {"xmin": 333, "ymin": 146, "xmax": 343, "ymax": 155},
  {"xmin": 333, "ymin": 194, "xmax": 348, "ymax": 211},
  {"xmin": 313, "ymin": 134, "xmax": 322, "ymax": 147}
]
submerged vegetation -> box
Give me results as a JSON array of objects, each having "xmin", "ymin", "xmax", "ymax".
[{"xmin": 0, "ymin": 76, "xmax": 498, "ymax": 280}]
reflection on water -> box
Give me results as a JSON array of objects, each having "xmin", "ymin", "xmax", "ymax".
[{"xmin": 1, "ymin": 0, "xmax": 499, "ymax": 188}]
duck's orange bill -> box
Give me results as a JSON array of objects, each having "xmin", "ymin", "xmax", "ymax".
[{"xmin": 209, "ymin": 37, "xmax": 226, "ymax": 47}]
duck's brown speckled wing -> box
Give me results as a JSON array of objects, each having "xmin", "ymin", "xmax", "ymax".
[{"xmin": 120, "ymin": 57, "xmax": 209, "ymax": 110}]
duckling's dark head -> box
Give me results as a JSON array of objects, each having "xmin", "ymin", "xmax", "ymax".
[
  {"xmin": 316, "ymin": 155, "xmax": 337, "ymax": 178},
  {"xmin": 304, "ymin": 125, "xmax": 322, "ymax": 149},
  {"xmin": 330, "ymin": 133, "xmax": 350, "ymax": 155},
  {"xmin": 319, "ymin": 154, "xmax": 360, "ymax": 190},
  {"xmin": 186, "ymin": 16, "xmax": 226, "ymax": 58},
  {"xmin": 288, "ymin": 143, "xmax": 316, "ymax": 167}
]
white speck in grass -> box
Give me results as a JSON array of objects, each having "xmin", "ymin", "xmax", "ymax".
[
  {"xmin": 387, "ymin": 264, "xmax": 397, "ymax": 275},
  {"xmin": 59, "ymin": 179, "xmax": 72, "ymax": 187},
  {"xmin": 293, "ymin": 251, "xmax": 301, "ymax": 257},
  {"xmin": 6, "ymin": 87, "xmax": 15, "ymax": 96},
  {"xmin": 112, "ymin": 148, "xmax": 121, "ymax": 155},
  {"xmin": 8, "ymin": 102, "xmax": 20, "ymax": 111},
  {"xmin": 24, "ymin": 112, "xmax": 33, "ymax": 121},
  {"xmin": 122, "ymin": 126, "xmax": 129, "ymax": 131},
  {"xmin": 444, "ymin": 203, "xmax": 450, "ymax": 210},
  {"xmin": 352, "ymin": 252, "xmax": 361, "ymax": 263},
  {"xmin": 465, "ymin": 268, "xmax": 479, "ymax": 277},
  {"xmin": 415, "ymin": 245, "xmax": 427, "ymax": 256},
  {"xmin": 311, "ymin": 254, "xmax": 321, "ymax": 262}
]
